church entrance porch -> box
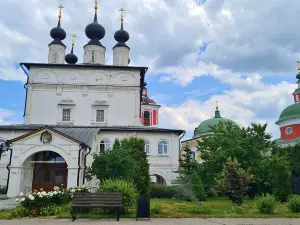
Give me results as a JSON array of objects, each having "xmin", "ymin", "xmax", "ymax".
[{"xmin": 27, "ymin": 151, "xmax": 68, "ymax": 192}]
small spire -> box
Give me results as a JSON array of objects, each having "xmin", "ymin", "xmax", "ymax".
[
  {"xmin": 57, "ymin": 4, "xmax": 64, "ymax": 26},
  {"xmin": 72, "ymin": 34, "xmax": 77, "ymax": 47},
  {"xmin": 71, "ymin": 34, "xmax": 77, "ymax": 53},
  {"xmin": 215, "ymin": 101, "xmax": 221, "ymax": 118},
  {"xmin": 119, "ymin": 8, "xmax": 125, "ymax": 29},
  {"xmin": 93, "ymin": 0, "xmax": 98, "ymax": 22}
]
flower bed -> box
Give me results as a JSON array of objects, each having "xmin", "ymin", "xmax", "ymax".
[{"xmin": 16, "ymin": 185, "xmax": 90, "ymax": 216}]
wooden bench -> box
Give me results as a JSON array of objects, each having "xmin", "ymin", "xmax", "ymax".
[{"xmin": 70, "ymin": 192, "xmax": 122, "ymax": 221}]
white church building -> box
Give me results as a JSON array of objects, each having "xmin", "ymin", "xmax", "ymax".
[{"xmin": 0, "ymin": 3, "xmax": 185, "ymax": 197}]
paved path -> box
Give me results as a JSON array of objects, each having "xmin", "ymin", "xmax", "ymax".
[
  {"xmin": 0, "ymin": 198, "xmax": 18, "ymax": 210},
  {"xmin": 0, "ymin": 218, "xmax": 300, "ymax": 225}
]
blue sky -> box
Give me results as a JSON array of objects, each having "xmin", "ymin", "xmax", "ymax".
[{"xmin": 1, "ymin": 0, "xmax": 300, "ymax": 140}]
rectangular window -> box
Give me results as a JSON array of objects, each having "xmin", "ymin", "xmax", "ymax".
[
  {"xmin": 296, "ymin": 95, "xmax": 299, "ymax": 102},
  {"xmin": 62, "ymin": 109, "xmax": 71, "ymax": 122},
  {"xmin": 91, "ymin": 50, "xmax": 95, "ymax": 62},
  {"xmin": 96, "ymin": 110, "xmax": 105, "ymax": 122}
]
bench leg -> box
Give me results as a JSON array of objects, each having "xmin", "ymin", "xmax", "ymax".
[
  {"xmin": 117, "ymin": 207, "xmax": 120, "ymax": 221},
  {"xmin": 71, "ymin": 208, "xmax": 76, "ymax": 221}
]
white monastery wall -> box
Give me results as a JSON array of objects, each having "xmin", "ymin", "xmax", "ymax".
[
  {"xmin": 86, "ymin": 131, "xmax": 180, "ymax": 186},
  {"xmin": 6, "ymin": 129, "xmax": 85, "ymax": 197},
  {"xmin": 0, "ymin": 130, "xmax": 29, "ymax": 187},
  {"xmin": 25, "ymin": 66, "xmax": 142, "ymax": 126}
]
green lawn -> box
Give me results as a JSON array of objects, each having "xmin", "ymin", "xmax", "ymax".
[{"xmin": 1, "ymin": 197, "xmax": 300, "ymax": 219}]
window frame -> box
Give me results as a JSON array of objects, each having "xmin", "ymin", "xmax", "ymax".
[
  {"xmin": 62, "ymin": 109, "xmax": 71, "ymax": 122},
  {"xmin": 100, "ymin": 139, "xmax": 111, "ymax": 153},
  {"xmin": 57, "ymin": 100, "xmax": 75, "ymax": 125},
  {"xmin": 91, "ymin": 101, "xmax": 109, "ymax": 125},
  {"xmin": 158, "ymin": 140, "xmax": 168, "ymax": 155},
  {"xmin": 96, "ymin": 109, "xmax": 105, "ymax": 123},
  {"xmin": 145, "ymin": 140, "xmax": 151, "ymax": 155}
]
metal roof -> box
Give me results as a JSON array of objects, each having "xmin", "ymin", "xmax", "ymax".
[
  {"xmin": 54, "ymin": 127, "xmax": 99, "ymax": 147},
  {"xmin": 0, "ymin": 124, "xmax": 185, "ymax": 147},
  {"xmin": 20, "ymin": 62, "xmax": 148, "ymax": 71}
]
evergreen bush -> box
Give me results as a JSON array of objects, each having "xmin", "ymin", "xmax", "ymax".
[
  {"xmin": 288, "ymin": 195, "xmax": 300, "ymax": 213},
  {"xmin": 189, "ymin": 173, "xmax": 207, "ymax": 201},
  {"xmin": 270, "ymin": 155, "xmax": 291, "ymax": 202},
  {"xmin": 256, "ymin": 194, "xmax": 277, "ymax": 214},
  {"xmin": 100, "ymin": 179, "xmax": 138, "ymax": 213},
  {"xmin": 150, "ymin": 184, "xmax": 177, "ymax": 198},
  {"xmin": 220, "ymin": 158, "xmax": 252, "ymax": 205}
]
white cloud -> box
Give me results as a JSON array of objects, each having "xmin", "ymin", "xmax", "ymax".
[
  {"xmin": 0, "ymin": 109, "xmax": 22, "ymax": 125},
  {"xmin": 0, "ymin": 0, "xmax": 298, "ymax": 142}
]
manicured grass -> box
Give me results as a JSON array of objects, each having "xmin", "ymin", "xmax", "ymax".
[{"xmin": 1, "ymin": 197, "xmax": 300, "ymax": 219}]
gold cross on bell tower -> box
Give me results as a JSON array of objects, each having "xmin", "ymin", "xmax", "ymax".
[
  {"xmin": 119, "ymin": 8, "xmax": 125, "ymax": 22},
  {"xmin": 216, "ymin": 101, "xmax": 219, "ymax": 110},
  {"xmin": 72, "ymin": 34, "xmax": 77, "ymax": 47},
  {"xmin": 95, "ymin": 0, "xmax": 98, "ymax": 11},
  {"xmin": 58, "ymin": 4, "xmax": 64, "ymax": 19}
]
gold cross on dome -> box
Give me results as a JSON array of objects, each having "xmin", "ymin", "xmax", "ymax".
[
  {"xmin": 95, "ymin": 0, "xmax": 98, "ymax": 11},
  {"xmin": 72, "ymin": 34, "xmax": 77, "ymax": 46},
  {"xmin": 119, "ymin": 8, "xmax": 125, "ymax": 22},
  {"xmin": 58, "ymin": 4, "xmax": 64, "ymax": 19},
  {"xmin": 216, "ymin": 101, "xmax": 219, "ymax": 110}
]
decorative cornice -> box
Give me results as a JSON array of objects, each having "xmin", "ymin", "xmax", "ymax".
[{"xmin": 29, "ymin": 83, "xmax": 138, "ymax": 92}]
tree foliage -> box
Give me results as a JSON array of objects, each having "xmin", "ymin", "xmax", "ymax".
[
  {"xmin": 270, "ymin": 155, "xmax": 291, "ymax": 202},
  {"xmin": 86, "ymin": 137, "xmax": 150, "ymax": 197},
  {"xmin": 179, "ymin": 145, "xmax": 199, "ymax": 175},
  {"xmin": 197, "ymin": 121, "xmax": 276, "ymax": 196},
  {"xmin": 120, "ymin": 137, "xmax": 150, "ymax": 197},
  {"xmin": 219, "ymin": 158, "xmax": 252, "ymax": 205},
  {"xmin": 189, "ymin": 173, "xmax": 207, "ymax": 202}
]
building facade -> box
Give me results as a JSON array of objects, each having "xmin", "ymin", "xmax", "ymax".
[
  {"xmin": 0, "ymin": 4, "xmax": 184, "ymax": 197},
  {"xmin": 181, "ymin": 106, "xmax": 239, "ymax": 162},
  {"xmin": 275, "ymin": 63, "xmax": 300, "ymax": 147}
]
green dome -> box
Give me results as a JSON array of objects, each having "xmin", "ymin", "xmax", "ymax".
[
  {"xmin": 276, "ymin": 103, "xmax": 300, "ymax": 124},
  {"xmin": 193, "ymin": 108, "xmax": 239, "ymax": 137}
]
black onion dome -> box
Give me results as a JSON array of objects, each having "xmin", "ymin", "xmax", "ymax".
[
  {"xmin": 114, "ymin": 22, "xmax": 130, "ymax": 49},
  {"xmin": 114, "ymin": 27, "xmax": 129, "ymax": 43},
  {"xmin": 49, "ymin": 19, "xmax": 66, "ymax": 46},
  {"xmin": 65, "ymin": 48, "xmax": 78, "ymax": 64},
  {"xmin": 85, "ymin": 13, "xmax": 105, "ymax": 41}
]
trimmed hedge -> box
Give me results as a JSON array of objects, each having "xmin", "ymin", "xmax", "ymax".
[{"xmin": 150, "ymin": 184, "xmax": 177, "ymax": 198}]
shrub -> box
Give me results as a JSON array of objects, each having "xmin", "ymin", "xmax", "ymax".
[
  {"xmin": 16, "ymin": 185, "xmax": 89, "ymax": 210},
  {"xmin": 189, "ymin": 173, "xmax": 207, "ymax": 201},
  {"xmin": 221, "ymin": 158, "xmax": 252, "ymax": 205},
  {"xmin": 40, "ymin": 204, "xmax": 65, "ymax": 217},
  {"xmin": 270, "ymin": 155, "xmax": 291, "ymax": 202},
  {"xmin": 150, "ymin": 184, "xmax": 177, "ymax": 198},
  {"xmin": 151, "ymin": 205, "xmax": 162, "ymax": 214},
  {"xmin": 256, "ymin": 194, "xmax": 277, "ymax": 214},
  {"xmin": 100, "ymin": 179, "xmax": 138, "ymax": 213},
  {"xmin": 288, "ymin": 195, "xmax": 300, "ymax": 213}
]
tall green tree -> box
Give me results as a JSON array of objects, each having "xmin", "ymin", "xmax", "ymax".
[
  {"xmin": 219, "ymin": 158, "xmax": 252, "ymax": 205},
  {"xmin": 270, "ymin": 155, "xmax": 291, "ymax": 202},
  {"xmin": 179, "ymin": 145, "xmax": 199, "ymax": 175},
  {"xmin": 86, "ymin": 137, "xmax": 150, "ymax": 197},
  {"xmin": 197, "ymin": 121, "xmax": 277, "ymax": 196},
  {"xmin": 120, "ymin": 137, "xmax": 150, "ymax": 197}
]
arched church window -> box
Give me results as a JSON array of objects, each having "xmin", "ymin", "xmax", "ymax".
[
  {"xmin": 145, "ymin": 140, "xmax": 150, "ymax": 155},
  {"xmin": 158, "ymin": 140, "xmax": 168, "ymax": 155},
  {"xmin": 100, "ymin": 139, "xmax": 111, "ymax": 153},
  {"xmin": 143, "ymin": 111, "xmax": 151, "ymax": 126}
]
